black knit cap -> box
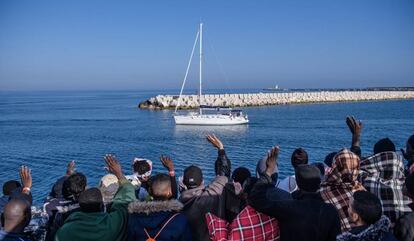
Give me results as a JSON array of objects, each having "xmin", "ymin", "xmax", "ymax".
[
  {"xmin": 183, "ymin": 165, "xmax": 203, "ymax": 189},
  {"xmin": 295, "ymin": 164, "xmax": 321, "ymax": 192},
  {"xmin": 373, "ymin": 138, "xmax": 396, "ymax": 154}
]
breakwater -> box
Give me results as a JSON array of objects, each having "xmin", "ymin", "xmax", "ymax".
[{"xmin": 138, "ymin": 91, "xmax": 414, "ymax": 109}]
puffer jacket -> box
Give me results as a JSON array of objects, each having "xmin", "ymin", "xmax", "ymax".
[{"xmin": 127, "ymin": 199, "xmax": 192, "ymax": 241}]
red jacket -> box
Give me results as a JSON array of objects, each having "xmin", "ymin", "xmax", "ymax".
[{"xmin": 206, "ymin": 205, "xmax": 279, "ymax": 241}]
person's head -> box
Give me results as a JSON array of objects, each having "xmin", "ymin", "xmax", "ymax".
[
  {"xmin": 373, "ymin": 138, "xmax": 396, "ymax": 154},
  {"xmin": 62, "ymin": 173, "xmax": 87, "ymax": 201},
  {"xmin": 99, "ymin": 174, "xmax": 119, "ymax": 205},
  {"xmin": 2, "ymin": 198, "xmax": 31, "ymax": 233},
  {"xmin": 132, "ymin": 159, "xmax": 152, "ymax": 182},
  {"xmin": 295, "ymin": 164, "xmax": 321, "ymax": 193},
  {"xmin": 328, "ymin": 149, "xmax": 360, "ymax": 184},
  {"xmin": 78, "ymin": 188, "xmax": 104, "ymax": 213},
  {"xmin": 349, "ymin": 191, "xmax": 382, "ymax": 226},
  {"xmin": 148, "ymin": 173, "xmax": 172, "ymax": 201},
  {"xmin": 183, "ymin": 165, "xmax": 203, "ymax": 190},
  {"xmin": 291, "ymin": 148, "xmax": 308, "ymax": 169},
  {"xmin": 3, "ymin": 180, "xmax": 21, "ymax": 196},
  {"xmin": 311, "ymin": 162, "xmax": 326, "ymax": 177},
  {"xmin": 232, "ymin": 167, "xmax": 251, "ymax": 186},
  {"xmin": 405, "ymin": 134, "xmax": 414, "ymax": 162},
  {"xmin": 324, "ymin": 152, "xmax": 337, "ymax": 168},
  {"xmin": 405, "ymin": 172, "xmax": 414, "ymax": 199}
]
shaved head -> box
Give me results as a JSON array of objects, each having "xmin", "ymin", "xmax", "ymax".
[
  {"xmin": 149, "ymin": 174, "xmax": 172, "ymax": 201},
  {"xmin": 3, "ymin": 198, "xmax": 31, "ymax": 233}
]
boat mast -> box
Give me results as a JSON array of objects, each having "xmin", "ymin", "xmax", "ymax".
[{"xmin": 199, "ymin": 22, "xmax": 203, "ymax": 115}]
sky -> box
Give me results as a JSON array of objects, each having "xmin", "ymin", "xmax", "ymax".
[{"xmin": 0, "ymin": 0, "xmax": 413, "ymax": 91}]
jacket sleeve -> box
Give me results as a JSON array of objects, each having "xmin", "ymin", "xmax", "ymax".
[
  {"xmin": 204, "ymin": 176, "xmax": 228, "ymax": 196},
  {"xmin": 108, "ymin": 179, "xmax": 136, "ymax": 230},
  {"xmin": 248, "ymin": 181, "xmax": 291, "ymax": 221},
  {"xmin": 215, "ymin": 149, "xmax": 231, "ymax": 178},
  {"xmin": 170, "ymin": 175, "xmax": 178, "ymax": 199}
]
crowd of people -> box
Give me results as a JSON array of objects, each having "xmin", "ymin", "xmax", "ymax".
[{"xmin": 0, "ymin": 116, "xmax": 413, "ymax": 241}]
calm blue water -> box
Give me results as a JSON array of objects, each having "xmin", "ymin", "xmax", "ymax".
[{"xmin": 1, "ymin": 90, "xmax": 413, "ymax": 203}]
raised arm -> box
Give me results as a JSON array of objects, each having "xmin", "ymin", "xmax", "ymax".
[
  {"xmin": 160, "ymin": 155, "xmax": 178, "ymax": 199},
  {"xmin": 249, "ymin": 146, "xmax": 291, "ymax": 220},
  {"xmin": 346, "ymin": 116, "xmax": 363, "ymax": 158},
  {"xmin": 207, "ymin": 134, "xmax": 231, "ymax": 178},
  {"xmin": 104, "ymin": 154, "xmax": 136, "ymax": 205},
  {"xmin": 19, "ymin": 165, "xmax": 33, "ymax": 205}
]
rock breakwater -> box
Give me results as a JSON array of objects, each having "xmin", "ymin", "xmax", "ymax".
[{"xmin": 138, "ymin": 91, "xmax": 414, "ymax": 110}]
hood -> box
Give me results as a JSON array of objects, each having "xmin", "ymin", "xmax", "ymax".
[
  {"xmin": 128, "ymin": 199, "xmax": 183, "ymax": 214},
  {"xmin": 128, "ymin": 199, "xmax": 183, "ymax": 230},
  {"xmin": 336, "ymin": 216, "xmax": 391, "ymax": 241},
  {"xmin": 361, "ymin": 151, "xmax": 405, "ymax": 180}
]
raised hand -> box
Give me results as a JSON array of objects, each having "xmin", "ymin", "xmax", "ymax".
[
  {"xmin": 66, "ymin": 160, "xmax": 76, "ymax": 176},
  {"xmin": 104, "ymin": 154, "xmax": 125, "ymax": 180},
  {"xmin": 160, "ymin": 155, "xmax": 174, "ymax": 172},
  {"xmin": 206, "ymin": 134, "xmax": 224, "ymax": 150},
  {"xmin": 346, "ymin": 116, "xmax": 363, "ymax": 136},
  {"xmin": 265, "ymin": 146, "xmax": 280, "ymax": 177},
  {"xmin": 346, "ymin": 116, "xmax": 362, "ymax": 148},
  {"xmin": 20, "ymin": 166, "xmax": 32, "ymax": 193}
]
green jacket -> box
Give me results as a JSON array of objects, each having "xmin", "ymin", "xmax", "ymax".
[{"xmin": 55, "ymin": 179, "xmax": 136, "ymax": 241}]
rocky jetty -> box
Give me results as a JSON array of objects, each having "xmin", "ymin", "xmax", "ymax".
[{"xmin": 138, "ymin": 91, "xmax": 414, "ymax": 110}]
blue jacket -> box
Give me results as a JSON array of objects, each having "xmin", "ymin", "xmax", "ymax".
[{"xmin": 127, "ymin": 199, "xmax": 192, "ymax": 241}]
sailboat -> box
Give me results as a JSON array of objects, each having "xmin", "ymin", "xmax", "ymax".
[{"xmin": 173, "ymin": 23, "xmax": 249, "ymax": 125}]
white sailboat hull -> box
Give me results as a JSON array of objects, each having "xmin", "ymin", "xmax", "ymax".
[{"xmin": 174, "ymin": 114, "xmax": 249, "ymax": 125}]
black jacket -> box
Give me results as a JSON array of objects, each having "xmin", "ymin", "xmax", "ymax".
[
  {"xmin": 248, "ymin": 177, "xmax": 341, "ymax": 241},
  {"xmin": 394, "ymin": 204, "xmax": 414, "ymax": 241}
]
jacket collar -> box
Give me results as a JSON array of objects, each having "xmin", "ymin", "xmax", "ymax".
[
  {"xmin": 128, "ymin": 199, "xmax": 183, "ymax": 215},
  {"xmin": 336, "ymin": 215, "xmax": 391, "ymax": 241},
  {"xmin": 292, "ymin": 190, "xmax": 322, "ymax": 201}
]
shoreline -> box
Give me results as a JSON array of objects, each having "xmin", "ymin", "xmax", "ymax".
[{"xmin": 138, "ymin": 90, "xmax": 414, "ymax": 110}]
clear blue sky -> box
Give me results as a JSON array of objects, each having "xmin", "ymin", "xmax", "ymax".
[{"xmin": 0, "ymin": 0, "xmax": 413, "ymax": 91}]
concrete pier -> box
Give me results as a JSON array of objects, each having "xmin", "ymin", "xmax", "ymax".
[{"xmin": 138, "ymin": 91, "xmax": 414, "ymax": 110}]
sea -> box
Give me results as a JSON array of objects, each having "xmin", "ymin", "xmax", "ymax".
[{"xmin": 1, "ymin": 90, "xmax": 413, "ymax": 204}]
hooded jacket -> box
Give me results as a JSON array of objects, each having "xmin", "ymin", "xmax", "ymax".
[
  {"xmin": 336, "ymin": 216, "xmax": 397, "ymax": 241},
  {"xmin": 54, "ymin": 180, "xmax": 136, "ymax": 241},
  {"xmin": 179, "ymin": 149, "xmax": 231, "ymax": 241},
  {"xmin": 127, "ymin": 199, "xmax": 192, "ymax": 241}
]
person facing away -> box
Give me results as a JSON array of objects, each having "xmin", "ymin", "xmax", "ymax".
[
  {"xmin": 206, "ymin": 177, "xmax": 280, "ymax": 241},
  {"xmin": 320, "ymin": 148, "xmax": 365, "ymax": 232},
  {"xmin": 276, "ymin": 148, "xmax": 308, "ymax": 193},
  {"xmin": 44, "ymin": 172, "xmax": 87, "ymax": 241},
  {"xmin": 127, "ymin": 173, "xmax": 192, "ymax": 241},
  {"xmin": 54, "ymin": 154, "xmax": 136, "ymax": 241},
  {"xmin": 0, "ymin": 166, "xmax": 33, "ymax": 241},
  {"xmin": 0, "ymin": 181, "xmax": 21, "ymax": 217},
  {"xmin": 179, "ymin": 134, "xmax": 232, "ymax": 241},
  {"xmin": 360, "ymin": 139, "xmax": 412, "ymax": 227},
  {"xmin": 401, "ymin": 134, "xmax": 414, "ymax": 176},
  {"xmin": 336, "ymin": 191, "xmax": 397, "ymax": 241},
  {"xmin": 394, "ymin": 172, "xmax": 414, "ymax": 241},
  {"xmin": 249, "ymin": 146, "xmax": 341, "ymax": 241}
]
